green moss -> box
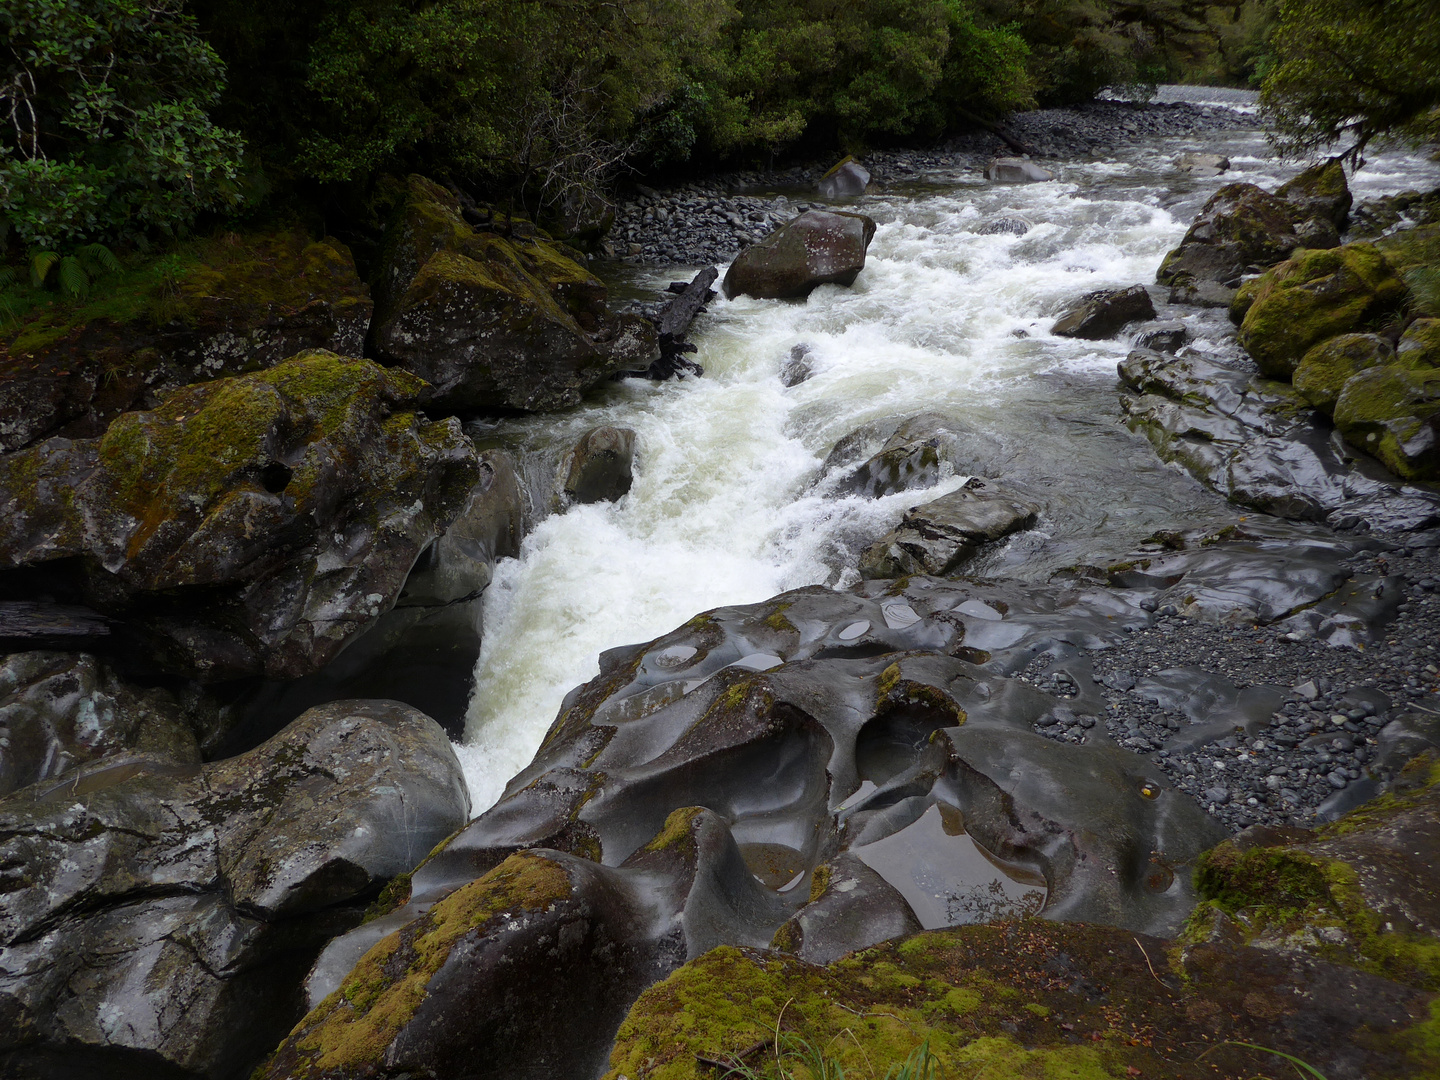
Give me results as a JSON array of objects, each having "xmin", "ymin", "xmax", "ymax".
[
  {"xmin": 1333, "ymin": 363, "xmax": 1440, "ymax": 479},
  {"xmin": 291, "ymin": 853, "xmax": 572, "ymax": 1072},
  {"xmin": 362, "ymin": 872, "xmax": 413, "ymax": 923},
  {"xmin": 644, "ymin": 807, "xmax": 706, "ymax": 853},
  {"xmin": 1292, "ymin": 333, "xmax": 1394, "ymax": 413},
  {"xmin": 763, "ymin": 602, "xmax": 798, "ymax": 635},
  {"xmin": 808, "ymin": 863, "xmax": 832, "ymax": 904},
  {"xmin": 1239, "ymin": 243, "xmax": 1406, "ymax": 378},
  {"xmin": 877, "ymin": 662, "xmax": 902, "ymax": 698},
  {"xmin": 1374, "ymin": 223, "xmax": 1440, "ymax": 276}
]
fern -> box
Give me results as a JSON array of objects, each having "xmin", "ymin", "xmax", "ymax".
[
  {"xmin": 1404, "ymin": 266, "xmax": 1440, "ymax": 318},
  {"xmin": 0, "ymin": 267, "xmax": 16, "ymax": 290},
  {"xmin": 30, "ymin": 250, "xmax": 60, "ymax": 287},
  {"xmin": 55, "ymin": 256, "xmax": 92, "ymax": 300},
  {"xmin": 76, "ymin": 243, "xmax": 121, "ymax": 278}
]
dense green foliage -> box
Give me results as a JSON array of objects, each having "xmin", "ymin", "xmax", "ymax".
[
  {"xmin": 1261, "ymin": 0, "xmax": 1440, "ymax": 159},
  {"xmin": 0, "ymin": 0, "xmax": 243, "ymax": 249}
]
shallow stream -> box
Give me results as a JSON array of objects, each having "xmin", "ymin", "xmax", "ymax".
[{"xmin": 453, "ymin": 110, "xmax": 1437, "ymax": 813}]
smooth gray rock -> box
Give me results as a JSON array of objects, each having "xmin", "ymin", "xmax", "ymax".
[
  {"xmin": 975, "ymin": 214, "xmax": 1033, "ymax": 236},
  {"xmin": 723, "ymin": 211, "xmax": 877, "ymax": 300},
  {"xmin": 562, "ymin": 426, "xmax": 636, "ymax": 505},
  {"xmin": 1133, "ymin": 321, "xmax": 1189, "ymax": 353},
  {"xmin": 781, "ymin": 343, "xmax": 816, "ymax": 387},
  {"xmin": 0, "ymin": 699, "xmax": 469, "ymax": 1080},
  {"xmin": 1053, "ymin": 285, "xmax": 1157, "ymax": 339},
  {"xmin": 985, "ymin": 157, "xmax": 1054, "ymax": 183},
  {"xmin": 1178, "ymin": 152, "xmax": 1230, "ymax": 176},
  {"xmin": 0, "ymin": 651, "xmax": 200, "ymax": 797},
  {"xmin": 818, "ymin": 160, "xmax": 871, "ymax": 199},
  {"xmin": 859, "ymin": 483, "xmax": 1042, "ymax": 578}
]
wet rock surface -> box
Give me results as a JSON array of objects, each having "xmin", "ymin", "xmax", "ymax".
[
  {"xmin": 1052, "ymin": 284, "xmax": 1156, "ymax": 339},
  {"xmin": 0, "ymin": 699, "xmax": 469, "ymax": 1080},
  {"xmin": 0, "ymin": 230, "xmax": 372, "ymax": 454},
  {"xmin": 721, "ymin": 211, "xmax": 877, "ymax": 300},
  {"xmin": 0, "ymin": 351, "xmax": 479, "ymax": 683},
  {"xmin": 858, "ymin": 482, "xmax": 1042, "ymax": 577}
]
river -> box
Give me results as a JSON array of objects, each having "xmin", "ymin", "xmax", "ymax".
[{"xmin": 452, "ymin": 105, "xmax": 1438, "ymax": 813}]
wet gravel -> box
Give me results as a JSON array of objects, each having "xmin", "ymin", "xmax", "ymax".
[
  {"xmin": 606, "ymin": 100, "xmax": 1265, "ymax": 267},
  {"xmin": 1019, "ymin": 535, "xmax": 1440, "ymax": 833}
]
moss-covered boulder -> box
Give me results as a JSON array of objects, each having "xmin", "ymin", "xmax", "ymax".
[
  {"xmin": 1373, "ymin": 221, "xmax": 1440, "ymax": 277},
  {"xmin": 1276, "ymin": 157, "xmax": 1353, "ymax": 230},
  {"xmin": 371, "ymin": 176, "xmax": 656, "ymax": 413},
  {"xmin": 1333, "ymin": 363, "xmax": 1440, "ymax": 479},
  {"xmin": 1156, "ymin": 183, "xmax": 1299, "ymax": 289},
  {"xmin": 1293, "ymin": 332, "xmax": 1396, "ymax": 413},
  {"xmin": 1237, "ymin": 242, "xmax": 1407, "ymax": 378},
  {"xmin": 0, "ymin": 228, "xmax": 373, "ymax": 453},
  {"xmin": 1400, "ymin": 317, "xmax": 1440, "ymax": 367},
  {"xmin": 0, "ymin": 350, "xmax": 478, "ymax": 680},
  {"xmin": 0, "ymin": 699, "xmax": 469, "ymax": 1080}
]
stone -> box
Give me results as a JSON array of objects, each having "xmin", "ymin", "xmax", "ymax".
[
  {"xmin": 0, "ymin": 699, "xmax": 469, "ymax": 1080},
  {"xmin": 985, "ymin": 157, "xmax": 1054, "ymax": 183},
  {"xmin": 0, "ymin": 651, "xmax": 200, "ymax": 797},
  {"xmin": 817, "ymin": 158, "xmax": 871, "ymax": 199},
  {"xmin": 562, "ymin": 425, "xmax": 637, "ymax": 505},
  {"xmin": 831, "ymin": 414, "xmax": 994, "ymax": 499},
  {"xmin": 975, "ymin": 214, "xmax": 1032, "ymax": 236},
  {"xmin": 1333, "ymin": 363, "xmax": 1440, "ymax": 480},
  {"xmin": 1133, "ymin": 321, "xmax": 1189, "ymax": 353},
  {"xmin": 858, "ymin": 484, "xmax": 1042, "ymax": 578},
  {"xmin": 371, "ymin": 176, "xmax": 657, "ymax": 412},
  {"xmin": 1398, "ymin": 318, "xmax": 1440, "ymax": 368},
  {"xmin": 1052, "ymin": 285, "xmax": 1156, "ymax": 339},
  {"xmin": 1178, "ymin": 151, "xmax": 1230, "ymax": 176},
  {"xmin": 1237, "ymin": 242, "xmax": 1407, "ymax": 378},
  {"xmin": 780, "ymin": 343, "xmax": 815, "ymax": 387},
  {"xmin": 1276, "ymin": 158, "xmax": 1353, "ymax": 231},
  {"xmin": 0, "ymin": 350, "xmax": 479, "ymax": 682},
  {"xmin": 0, "ymin": 229, "xmax": 373, "ymax": 454},
  {"xmin": 1292, "ymin": 333, "xmax": 1395, "ymax": 414},
  {"xmin": 722, "ymin": 211, "xmax": 877, "ymax": 300},
  {"xmin": 1156, "ymin": 183, "xmax": 1299, "ymax": 289}
]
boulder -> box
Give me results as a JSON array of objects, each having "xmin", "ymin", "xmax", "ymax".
[
  {"xmin": 1177, "ymin": 151, "xmax": 1230, "ymax": 176},
  {"xmin": 1334, "ymin": 364, "xmax": 1440, "ymax": 480},
  {"xmin": 0, "ymin": 651, "xmax": 200, "ymax": 797},
  {"xmin": 985, "ymin": 157, "xmax": 1053, "ymax": 183},
  {"xmin": 780, "ymin": 343, "xmax": 815, "ymax": 387},
  {"xmin": 859, "ymin": 483, "xmax": 1042, "ymax": 578},
  {"xmin": 1292, "ymin": 333, "xmax": 1395, "ymax": 413},
  {"xmin": 831, "ymin": 413, "xmax": 992, "ymax": 498},
  {"xmin": 371, "ymin": 176, "xmax": 657, "ymax": 412},
  {"xmin": 0, "ymin": 350, "xmax": 479, "ymax": 682},
  {"xmin": 974, "ymin": 214, "xmax": 1032, "ymax": 236},
  {"xmin": 1276, "ymin": 158, "xmax": 1352, "ymax": 231},
  {"xmin": 0, "ymin": 229, "xmax": 372, "ymax": 454},
  {"xmin": 817, "ymin": 158, "xmax": 871, "ymax": 199},
  {"xmin": 561, "ymin": 426, "xmax": 636, "ymax": 505},
  {"xmin": 1156, "ymin": 183, "xmax": 1299, "ymax": 288},
  {"xmin": 1237, "ymin": 243, "xmax": 1407, "ymax": 378},
  {"xmin": 1399, "ymin": 317, "xmax": 1440, "ymax": 367},
  {"xmin": 1133, "ymin": 320, "xmax": 1188, "ymax": 353},
  {"xmin": 1051, "ymin": 284, "xmax": 1156, "ymax": 339},
  {"xmin": 0, "ymin": 699, "xmax": 469, "ymax": 1080},
  {"xmin": 722, "ymin": 211, "xmax": 877, "ymax": 300}
]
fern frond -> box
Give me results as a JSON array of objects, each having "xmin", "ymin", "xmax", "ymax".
[
  {"xmin": 0, "ymin": 267, "xmax": 16, "ymax": 290},
  {"xmin": 55, "ymin": 256, "xmax": 91, "ymax": 300},
  {"xmin": 30, "ymin": 250, "xmax": 60, "ymax": 287},
  {"xmin": 77, "ymin": 242, "xmax": 121, "ymax": 277}
]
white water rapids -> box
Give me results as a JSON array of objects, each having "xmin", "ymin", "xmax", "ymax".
[{"xmin": 452, "ymin": 118, "xmax": 1436, "ymax": 813}]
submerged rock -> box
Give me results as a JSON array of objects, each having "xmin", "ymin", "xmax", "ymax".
[
  {"xmin": 1052, "ymin": 284, "xmax": 1156, "ymax": 339},
  {"xmin": 562, "ymin": 425, "xmax": 637, "ymax": 505},
  {"xmin": 0, "ymin": 229, "xmax": 373, "ymax": 454},
  {"xmin": 1133, "ymin": 320, "xmax": 1189, "ymax": 353},
  {"xmin": 371, "ymin": 176, "xmax": 657, "ymax": 412},
  {"xmin": 722, "ymin": 210, "xmax": 877, "ymax": 300},
  {"xmin": 0, "ymin": 350, "xmax": 479, "ymax": 682},
  {"xmin": 859, "ymin": 483, "xmax": 1042, "ymax": 577},
  {"xmin": 827, "ymin": 413, "xmax": 999, "ymax": 498},
  {"xmin": 974, "ymin": 214, "xmax": 1033, "ymax": 236},
  {"xmin": 1177, "ymin": 151, "xmax": 1229, "ymax": 176},
  {"xmin": 0, "ymin": 699, "xmax": 469, "ymax": 1080},
  {"xmin": 984, "ymin": 157, "xmax": 1053, "ymax": 183}
]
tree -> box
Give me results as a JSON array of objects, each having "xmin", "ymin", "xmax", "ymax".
[
  {"xmin": 1261, "ymin": 0, "xmax": 1440, "ymax": 160},
  {"xmin": 0, "ymin": 0, "xmax": 244, "ymax": 249}
]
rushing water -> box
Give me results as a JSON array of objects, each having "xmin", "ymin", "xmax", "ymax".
[{"xmin": 452, "ymin": 115, "xmax": 1438, "ymax": 812}]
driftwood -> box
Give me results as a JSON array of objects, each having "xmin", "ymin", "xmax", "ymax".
[
  {"xmin": 952, "ymin": 105, "xmax": 1036, "ymax": 157},
  {"xmin": 620, "ymin": 265, "xmax": 717, "ymax": 380}
]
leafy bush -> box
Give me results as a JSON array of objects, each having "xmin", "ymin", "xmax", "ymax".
[{"xmin": 0, "ymin": 0, "xmax": 244, "ymax": 248}]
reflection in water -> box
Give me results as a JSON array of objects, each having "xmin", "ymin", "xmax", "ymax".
[{"xmin": 852, "ymin": 804, "xmax": 1045, "ymax": 928}]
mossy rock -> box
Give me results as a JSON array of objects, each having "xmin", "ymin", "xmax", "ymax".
[
  {"xmin": 1373, "ymin": 222, "xmax": 1440, "ymax": 277},
  {"xmin": 0, "ymin": 350, "xmax": 479, "ymax": 680},
  {"xmin": 1400, "ymin": 318, "xmax": 1440, "ymax": 367},
  {"xmin": 371, "ymin": 175, "xmax": 655, "ymax": 412},
  {"xmin": 1333, "ymin": 363, "xmax": 1440, "ymax": 480},
  {"xmin": 1276, "ymin": 157, "xmax": 1352, "ymax": 229},
  {"xmin": 606, "ymin": 922, "xmax": 1436, "ymax": 1080},
  {"xmin": 1237, "ymin": 242, "xmax": 1407, "ymax": 378},
  {"xmin": 1156, "ymin": 182, "xmax": 1298, "ymax": 288},
  {"xmin": 1292, "ymin": 332, "xmax": 1395, "ymax": 414},
  {"xmin": 0, "ymin": 229, "xmax": 373, "ymax": 453}
]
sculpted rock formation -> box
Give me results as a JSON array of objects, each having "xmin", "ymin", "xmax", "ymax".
[
  {"xmin": 0, "ymin": 699, "xmax": 469, "ymax": 1080},
  {"xmin": 1051, "ymin": 284, "xmax": 1156, "ymax": 339},
  {"xmin": 722, "ymin": 211, "xmax": 877, "ymax": 300},
  {"xmin": 371, "ymin": 176, "xmax": 658, "ymax": 412},
  {"xmin": 0, "ymin": 229, "xmax": 372, "ymax": 453},
  {"xmin": 0, "ymin": 350, "xmax": 479, "ymax": 682},
  {"xmin": 859, "ymin": 483, "xmax": 1042, "ymax": 577}
]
